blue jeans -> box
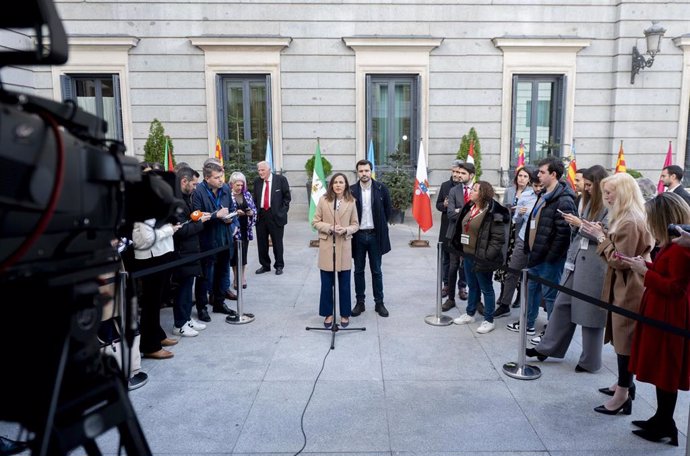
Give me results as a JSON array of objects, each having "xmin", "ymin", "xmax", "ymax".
[
  {"xmin": 319, "ymin": 270, "xmax": 352, "ymax": 317},
  {"xmin": 201, "ymin": 248, "xmax": 231, "ymax": 305},
  {"xmin": 353, "ymin": 231, "xmax": 383, "ymax": 305},
  {"xmin": 526, "ymin": 259, "xmax": 565, "ymax": 329},
  {"xmin": 463, "ymin": 255, "xmax": 496, "ymax": 322},
  {"xmin": 173, "ymin": 275, "xmax": 195, "ymax": 328}
]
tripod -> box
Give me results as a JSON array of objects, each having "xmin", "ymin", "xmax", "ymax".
[{"xmin": 306, "ymin": 196, "xmax": 365, "ymax": 349}]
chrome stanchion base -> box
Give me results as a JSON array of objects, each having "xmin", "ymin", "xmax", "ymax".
[
  {"xmin": 225, "ymin": 314, "xmax": 255, "ymax": 325},
  {"xmin": 424, "ymin": 314, "xmax": 454, "ymax": 326},
  {"xmin": 502, "ymin": 362, "xmax": 542, "ymax": 380}
]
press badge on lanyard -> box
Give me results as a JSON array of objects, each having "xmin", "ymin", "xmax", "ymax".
[
  {"xmin": 530, "ymin": 219, "xmax": 536, "ymax": 230},
  {"xmin": 580, "ymin": 237, "xmax": 589, "ymax": 250},
  {"xmin": 461, "ymin": 234, "xmax": 470, "ymax": 245}
]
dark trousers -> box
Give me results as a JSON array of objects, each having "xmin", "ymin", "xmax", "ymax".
[
  {"xmin": 136, "ymin": 252, "xmax": 174, "ymax": 353},
  {"xmin": 200, "ymin": 249, "xmax": 231, "ymax": 307},
  {"xmin": 442, "ymin": 243, "xmax": 466, "ymax": 289},
  {"xmin": 319, "ymin": 270, "xmax": 352, "ymax": 317},
  {"xmin": 256, "ymin": 210, "xmax": 284, "ymax": 269},
  {"xmin": 353, "ymin": 231, "xmax": 383, "ymax": 305},
  {"xmin": 173, "ymin": 274, "xmax": 195, "ymax": 328}
]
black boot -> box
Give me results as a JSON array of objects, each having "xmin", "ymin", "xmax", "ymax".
[{"xmin": 351, "ymin": 301, "xmax": 365, "ymax": 316}]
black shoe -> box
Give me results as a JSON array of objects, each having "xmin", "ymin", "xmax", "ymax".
[
  {"xmin": 441, "ymin": 299, "xmax": 456, "ymax": 312},
  {"xmin": 598, "ymin": 383, "xmax": 636, "ymax": 400},
  {"xmin": 632, "ymin": 416, "xmax": 658, "ymax": 431},
  {"xmin": 494, "ymin": 304, "xmax": 511, "ymax": 318},
  {"xmin": 526, "ymin": 347, "xmax": 548, "ymax": 361},
  {"xmin": 213, "ymin": 304, "xmax": 237, "ymax": 316},
  {"xmin": 128, "ymin": 371, "xmax": 149, "ymax": 391},
  {"xmin": 441, "ymin": 285, "xmax": 448, "ymax": 298},
  {"xmin": 511, "ymin": 300, "xmax": 520, "ymax": 308},
  {"xmin": 0, "ymin": 436, "xmax": 28, "ymax": 455},
  {"xmin": 458, "ymin": 288, "xmax": 469, "ymax": 300},
  {"xmin": 197, "ymin": 307, "xmax": 211, "ymax": 322},
  {"xmin": 224, "ymin": 290, "xmax": 238, "ymax": 301},
  {"xmin": 255, "ymin": 266, "xmax": 270, "ymax": 274},
  {"xmin": 226, "ymin": 313, "xmax": 240, "ymax": 323},
  {"xmin": 351, "ymin": 301, "xmax": 365, "ymax": 316},
  {"xmin": 275, "ymin": 267, "xmax": 283, "ymax": 275},
  {"xmin": 375, "ymin": 303, "xmax": 389, "ymax": 317},
  {"xmin": 593, "ymin": 397, "xmax": 632, "ymax": 415},
  {"xmin": 632, "ymin": 425, "xmax": 678, "ymax": 446},
  {"xmin": 575, "ymin": 364, "xmax": 592, "ymax": 373}
]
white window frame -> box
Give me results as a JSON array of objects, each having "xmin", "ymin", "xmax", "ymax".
[
  {"xmin": 493, "ymin": 37, "xmax": 590, "ymax": 175},
  {"xmin": 343, "ymin": 36, "xmax": 443, "ymax": 160},
  {"xmin": 190, "ymin": 37, "xmax": 291, "ymax": 170},
  {"xmin": 50, "ymin": 36, "xmax": 138, "ymax": 155}
]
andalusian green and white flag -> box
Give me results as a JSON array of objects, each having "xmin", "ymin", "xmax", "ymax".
[{"xmin": 308, "ymin": 140, "xmax": 327, "ymax": 231}]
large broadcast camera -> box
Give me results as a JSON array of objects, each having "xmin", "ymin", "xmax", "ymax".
[{"xmin": 0, "ymin": 1, "xmax": 182, "ymax": 455}]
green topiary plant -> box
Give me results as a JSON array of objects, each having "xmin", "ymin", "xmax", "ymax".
[
  {"xmin": 457, "ymin": 127, "xmax": 482, "ymax": 179},
  {"xmin": 305, "ymin": 155, "xmax": 333, "ymax": 180},
  {"xmin": 626, "ymin": 168, "xmax": 643, "ymax": 179},
  {"xmin": 379, "ymin": 148, "xmax": 414, "ymax": 214},
  {"xmin": 143, "ymin": 118, "xmax": 174, "ymax": 167}
]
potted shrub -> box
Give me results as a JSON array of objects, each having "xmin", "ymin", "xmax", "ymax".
[
  {"xmin": 143, "ymin": 118, "xmax": 174, "ymax": 167},
  {"xmin": 456, "ymin": 127, "xmax": 482, "ymax": 179},
  {"xmin": 379, "ymin": 148, "xmax": 413, "ymax": 224},
  {"xmin": 304, "ymin": 154, "xmax": 333, "ymax": 204}
]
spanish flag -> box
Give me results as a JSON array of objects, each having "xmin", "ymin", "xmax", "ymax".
[
  {"xmin": 565, "ymin": 141, "xmax": 577, "ymax": 190},
  {"xmin": 614, "ymin": 141, "xmax": 626, "ymax": 174},
  {"xmin": 215, "ymin": 136, "xmax": 224, "ymax": 167}
]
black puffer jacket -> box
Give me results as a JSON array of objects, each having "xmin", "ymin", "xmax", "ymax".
[
  {"xmin": 173, "ymin": 191, "xmax": 205, "ymax": 278},
  {"xmin": 523, "ymin": 181, "xmax": 577, "ymax": 267},
  {"xmin": 451, "ymin": 199, "xmax": 510, "ymax": 272}
]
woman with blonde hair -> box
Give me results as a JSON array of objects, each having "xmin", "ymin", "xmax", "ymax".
[
  {"xmin": 581, "ymin": 172, "xmax": 654, "ymax": 415},
  {"xmin": 312, "ymin": 173, "xmax": 359, "ymax": 328},
  {"xmin": 229, "ymin": 171, "xmax": 257, "ymax": 290},
  {"xmin": 623, "ymin": 192, "xmax": 690, "ymax": 446}
]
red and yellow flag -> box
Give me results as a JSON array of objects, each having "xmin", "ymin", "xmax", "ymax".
[
  {"xmin": 214, "ymin": 136, "xmax": 224, "ymax": 167},
  {"xmin": 565, "ymin": 141, "xmax": 577, "ymax": 190},
  {"xmin": 614, "ymin": 141, "xmax": 626, "ymax": 174},
  {"xmin": 516, "ymin": 138, "xmax": 525, "ymax": 172}
]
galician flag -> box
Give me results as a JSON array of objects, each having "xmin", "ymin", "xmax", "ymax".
[
  {"xmin": 214, "ymin": 136, "xmax": 224, "ymax": 167},
  {"xmin": 615, "ymin": 141, "xmax": 626, "ymax": 174},
  {"xmin": 412, "ymin": 141, "xmax": 433, "ymax": 232},
  {"xmin": 265, "ymin": 137, "xmax": 274, "ymax": 170},
  {"xmin": 308, "ymin": 140, "xmax": 327, "ymax": 231},
  {"xmin": 565, "ymin": 140, "xmax": 577, "ymax": 191},
  {"xmin": 367, "ymin": 139, "xmax": 377, "ymax": 180},
  {"xmin": 516, "ymin": 138, "xmax": 525, "ymax": 172},
  {"xmin": 657, "ymin": 141, "xmax": 673, "ymax": 194}
]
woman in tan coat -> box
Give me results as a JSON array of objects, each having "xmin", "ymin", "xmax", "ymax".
[
  {"xmin": 312, "ymin": 173, "xmax": 359, "ymax": 328},
  {"xmin": 581, "ymin": 172, "xmax": 654, "ymax": 416}
]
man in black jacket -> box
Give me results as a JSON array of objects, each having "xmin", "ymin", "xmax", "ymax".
[
  {"xmin": 351, "ymin": 159, "xmax": 392, "ymax": 317},
  {"xmin": 507, "ymin": 156, "xmax": 576, "ymax": 336},
  {"xmin": 253, "ymin": 161, "xmax": 291, "ymax": 275},
  {"xmin": 660, "ymin": 165, "xmax": 690, "ymax": 206},
  {"xmin": 436, "ymin": 159, "xmax": 465, "ymax": 298}
]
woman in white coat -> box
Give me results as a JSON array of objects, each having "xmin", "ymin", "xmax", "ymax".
[{"xmin": 312, "ymin": 173, "xmax": 359, "ymax": 328}]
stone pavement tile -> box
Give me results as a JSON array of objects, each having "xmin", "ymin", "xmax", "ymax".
[
  {"xmin": 235, "ymin": 380, "xmax": 389, "ymax": 453},
  {"xmin": 386, "ymin": 380, "xmax": 544, "ymax": 453}
]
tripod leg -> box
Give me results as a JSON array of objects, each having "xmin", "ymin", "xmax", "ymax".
[{"xmin": 83, "ymin": 439, "xmax": 103, "ymax": 456}]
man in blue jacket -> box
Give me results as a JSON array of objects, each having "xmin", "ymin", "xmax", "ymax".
[
  {"xmin": 192, "ymin": 160, "xmax": 238, "ymax": 319},
  {"xmin": 350, "ymin": 159, "xmax": 392, "ymax": 317}
]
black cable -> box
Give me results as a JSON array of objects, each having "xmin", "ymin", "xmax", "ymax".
[{"xmin": 292, "ymin": 345, "xmax": 332, "ymax": 456}]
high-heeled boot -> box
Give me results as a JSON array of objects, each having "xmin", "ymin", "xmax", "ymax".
[{"xmin": 632, "ymin": 420, "xmax": 678, "ymax": 446}]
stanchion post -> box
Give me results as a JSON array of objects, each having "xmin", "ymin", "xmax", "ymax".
[
  {"xmin": 502, "ymin": 268, "xmax": 541, "ymax": 380},
  {"xmin": 424, "ymin": 242, "xmax": 453, "ymax": 326},
  {"xmin": 226, "ymin": 238, "xmax": 254, "ymax": 325}
]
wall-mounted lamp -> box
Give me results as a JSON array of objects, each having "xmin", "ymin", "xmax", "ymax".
[{"xmin": 631, "ymin": 21, "xmax": 666, "ymax": 84}]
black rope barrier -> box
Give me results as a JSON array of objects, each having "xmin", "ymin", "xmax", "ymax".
[{"xmin": 506, "ymin": 266, "xmax": 690, "ymax": 339}]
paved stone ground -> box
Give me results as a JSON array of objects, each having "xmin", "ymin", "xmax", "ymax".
[{"xmin": 2, "ymin": 204, "xmax": 687, "ymax": 455}]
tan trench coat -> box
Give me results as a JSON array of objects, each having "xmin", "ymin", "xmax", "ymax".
[
  {"xmin": 312, "ymin": 196, "xmax": 359, "ymax": 271},
  {"xmin": 597, "ymin": 216, "xmax": 654, "ymax": 356}
]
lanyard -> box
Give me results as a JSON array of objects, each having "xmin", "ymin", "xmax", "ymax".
[
  {"xmin": 204, "ymin": 182, "xmax": 223, "ymax": 210},
  {"xmin": 464, "ymin": 204, "xmax": 484, "ymax": 233}
]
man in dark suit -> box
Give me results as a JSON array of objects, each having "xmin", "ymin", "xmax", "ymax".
[
  {"xmin": 350, "ymin": 159, "xmax": 392, "ymax": 317},
  {"xmin": 660, "ymin": 165, "xmax": 690, "ymax": 206},
  {"xmin": 253, "ymin": 161, "xmax": 291, "ymax": 275},
  {"xmin": 436, "ymin": 159, "xmax": 465, "ymax": 298}
]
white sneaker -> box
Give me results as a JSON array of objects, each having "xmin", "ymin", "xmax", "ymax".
[
  {"xmin": 453, "ymin": 313, "xmax": 476, "ymax": 325},
  {"xmin": 476, "ymin": 321, "xmax": 495, "ymax": 334},
  {"xmin": 187, "ymin": 318, "xmax": 206, "ymax": 331},
  {"xmin": 172, "ymin": 322, "xmax": 199, "ymax": 337}
]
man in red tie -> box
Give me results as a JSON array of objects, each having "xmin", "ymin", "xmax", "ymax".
[
  {"xmin": 252, "ymin": 161, "xmax": 291, "ymax": 275},
  {"xmin": 442, "ymin": 161, "xmax": 476, "ymax": 312}
]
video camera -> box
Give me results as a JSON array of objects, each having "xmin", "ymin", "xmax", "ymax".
[{"xmin": 0, "ymin": 1, "xmax": 181, "ymax": 454}]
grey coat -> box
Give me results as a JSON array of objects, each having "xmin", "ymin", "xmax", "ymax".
[{"xmin": 565, "ymin": 204, "xmax": 609, "ymax": 328}]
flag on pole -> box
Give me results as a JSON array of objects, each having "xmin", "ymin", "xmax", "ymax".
[
  {"xmin": 265, "ymin": 137, "xmax": 274, "ymax": 170},
  {"xmin": 565, "ymin": 140, "xmax": 577, "ymax": 190},
  {"xmin": 516, "ymin": 138, "xmax": 525, "ymax": 172},
  {"xmin": 214, "ymin": 136, "xmax": 224, "ymax": 167},
  {"xmin": 367, "ymin": 139, "xmax": 376, "ymax": 180},
  {"xmin": 614, "ymin": 141, "xmax": 626, "ymax": 174},
  {"xmin": 412, "ymin": 141, "xmax": 433, "ymax": 232},
  {"xmin": 308, "ymin": 140, "xmax": 327, "ymax": 230},
  {"xmin": 467, "ymin": 140, "xmax": 477, "ymax": 183},
  {"xmin": 164, "ymin": 137, "xmax": 174, "ymax": 171},
  {"xmin": 657, "ymin": 141, "xmax": 673, "ymax": 194}
]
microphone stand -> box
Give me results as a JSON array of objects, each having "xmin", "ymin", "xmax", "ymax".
[{"xmin": 306, "ymin": 195, "xmax": 365, "ymax": 349}]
